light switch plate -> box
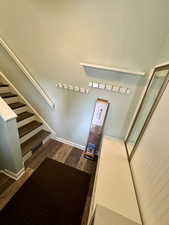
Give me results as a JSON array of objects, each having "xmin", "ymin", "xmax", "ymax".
[
  {"xmin": 88, "ymin": 82, "xmax": 93, "ymax": 87},
  {"xmin": 74, "ymin": 86, "xmax": 79, "ymax": 92},
  {"xmin": 99, "ymin": 83, "xmax": 105, "ymax": 89},
  {"xmin": 112, "ymin": 86, "xmax": 119, "ymax": 92},
  {"xmin": 93, "ymin": 82, "xmax": 99, "ymax": 88},
  {"xmin": 105, "ymin": 84, "xmax": 112, "ymax": 91}
]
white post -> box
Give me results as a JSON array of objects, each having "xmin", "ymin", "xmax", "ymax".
[{"xmin": 0, "ymin": 97, "xmax": 24, "ymax": 180}]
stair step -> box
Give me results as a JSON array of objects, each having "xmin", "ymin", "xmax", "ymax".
[
  {"xmin": 21, "ymin": 130, "xmax": 51, "ymax": 156},
  {"xmin": 17, "ymin": 112, "xmax": 34, "ymax": 122},
  {"xmin": 9, "ymin": 102, "xmax": 26, "ymax": 110},
  {"xmin": 0, "ymin": 82, "xmax": 9, "ymax": 87},
  {"xmin": 18, "ymin": 121, "xmax": 43, "ymax": 138},
  {"xmin": 0, "ymin": 92, "xmax": 17, "ymax": 99}
]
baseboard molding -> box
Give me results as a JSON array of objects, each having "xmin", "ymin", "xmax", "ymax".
[
  {"xmin": 51, "ymin": 135, "xmax": 85, "ymax": 151},
  {"xmin": 0, "ymin": 167, "xmax": 25, "ymax": 180}
]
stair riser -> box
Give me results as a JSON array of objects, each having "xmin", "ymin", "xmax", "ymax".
[
  {"xmin": 42, "ymin": 134, "xmax": 52, "ymax": 144},
  {"xmin": 0, "ymin": 87, "xmax": 9, "ymax": 93},
  {"xmin": 14, "ymin": 106, "xmax": 28, "ymax": 114},
  {"xmin": 23, "ymin": 151, "xmax": 32, "ymax": 163},
  {"xmin": 4, "ymin": 97, "xmax": 18, "ymax": 104},
  {"xmin": 17, "ymin": 115, "xmax": 36, "ymax": 128},
  {"xmin": 20, "ymin": 125, "xmax": 43, "ymax": 144}
]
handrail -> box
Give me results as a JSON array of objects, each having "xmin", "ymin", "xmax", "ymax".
[{"xmin": 0, "ymin": 37, "xmax": 55, "ymax": 109}]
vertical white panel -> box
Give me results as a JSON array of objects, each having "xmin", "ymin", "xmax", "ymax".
[{"xmin": 131, "ymin": 83, "xmax": 169, "ymax": 225}]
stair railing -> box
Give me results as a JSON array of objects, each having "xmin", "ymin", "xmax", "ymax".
[{"xmin": 0, "ymin": 37, "xmax": 55, "ymax": 109}]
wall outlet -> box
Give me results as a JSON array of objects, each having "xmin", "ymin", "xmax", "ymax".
[
  {"xmin": 93, "ymin": 82, "xmax": 99, "ymax": 88},
  {"xmin": 105, "ymin": 84, "xmax": 112, "ymax": 91},
  {"xmin": 99, "ymin": 83, "xmax": 105, "ymax": 89}
]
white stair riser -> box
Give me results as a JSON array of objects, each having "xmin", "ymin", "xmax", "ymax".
[
  {"xmin": 4, "ymin": 97, "xmax": 18, "ymax": 104},
  {"xmin": 14, "ymin": 106, "xmax": 28, "ymax": 114},
  {"xmin": 42, "ymin": 134, "xmax": 52, "ymax": 144},
  {"xmin": 20, "ymin": 125, "xmax": 43, "ymax": 144},
  {"xmin": 0, "ymin": 87, "xmax": 9, "ymax": 93},
  {"xmin": 17, "ymin": 115, "xmax": 36, "ymax": 128},
  {"xmin": 23, "ymin": 151, "xmax": 32, "ymax": 163}
]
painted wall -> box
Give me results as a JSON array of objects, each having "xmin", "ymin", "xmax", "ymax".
[{"xmin": 0, "ymin": 0, "xmax": 169, "ymax": 146}]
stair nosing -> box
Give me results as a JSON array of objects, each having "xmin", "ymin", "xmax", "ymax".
[
  {"xmin": 19, "ymin": 121, "xmax": 43, "ymax": 138},
  {"xmin": 0, "ymin": 92, "xmax": 17, "ymax": 98}
]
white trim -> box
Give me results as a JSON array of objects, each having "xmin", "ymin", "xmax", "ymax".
[
  {"xmin": 155, "ymin": 61, "xmax": 169, "ymax": 68},
  {"xmin": 0, "ymin": 37, "xmax": 55, "ymax": 109},
  {"xmin": 0, "ymin": 167, "xmax": 25, "ymax": 180},
  {"xmin": 125, "ymin": 68, "xmax": 154, "ymax": 141},
  {"xmin": 80, "ymin": 62, "xmax": 145, "ymax": 76},
  {"xmin": 51, "ymin": 134, "xmax": 85, "ymax": 151},
  {"xmin": 0, "ymin": 97, "xmax": 17, "ymax": 121},
  {"xmin": 0, "ymin": 71, "xmax": 56, "ymax": 135}
]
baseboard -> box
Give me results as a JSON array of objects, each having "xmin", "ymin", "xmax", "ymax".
[
  {"xmin": 0, "ymin": 167, "xmax": 25, "ymax": 180},
  {"xmin": 51, "ymin": 135, "xmax": 85, "ymax": 151}
]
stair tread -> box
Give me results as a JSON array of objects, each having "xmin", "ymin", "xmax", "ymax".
[
  {"xmin": 9, "ymin": 102, "xmax": 26, "ymax": 109},
  {"xmin": 0, "ymin": 92, "xmax": 17, "ymax": 98},
  {"xmin": 0, "ymin": 82, "xmax": 9, "ymax": 87},
  {"xmin": 18, "ymin": 121, "xmax": 43, "ymax": 138},
  {"xmin": 21, "ymin": 130, "xmax": 51, "ymax": 156},
  {"xmin": 17, "ymin": 112, "xmax": 34, "ymax": 122}
]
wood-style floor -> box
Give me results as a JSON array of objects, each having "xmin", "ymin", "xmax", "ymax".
[{"xmin": 0, "ymin": 139, "xmax": 97, "ymax": 225}]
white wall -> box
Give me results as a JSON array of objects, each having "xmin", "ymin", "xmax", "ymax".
[{"xmin": 0, "ymin": 0, "xmax": 169, "ymax": 146}]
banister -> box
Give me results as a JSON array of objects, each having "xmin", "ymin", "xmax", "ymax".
[{"xmin": 0, "ymin": 37, "xmax": 55, "ymax": 109}]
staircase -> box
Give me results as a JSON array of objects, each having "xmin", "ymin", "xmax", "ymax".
[{"xmin": 0, "ymin": 78, "xmax": 51, "ymax": 164}]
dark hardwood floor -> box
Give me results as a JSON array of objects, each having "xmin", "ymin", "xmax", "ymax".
[{"xmin": 0, "ymin": 139, "xmax": 97, "ymax": 225}]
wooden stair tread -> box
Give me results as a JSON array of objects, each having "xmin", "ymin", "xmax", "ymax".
[
  {"xmin": 21, "ymin": 130, "xmax": 51, "ymax": 156},
  {"xmin": 0, "ymin": 82, "xmax": 9, "ymax": 87},
  {"xmin": 0, "ymin": 92, "xmax": 17, "ymax": 98},
  {"xmin": 18, "ymin": 121, "xmax": 43, "ymax": 138},
  {"xmin": 9, "ymin": 102, "xmax": 26, "ymax": 109},
  {"xmin": 17, "ymin": 112, "xmax": 34, "ymax": 122}
]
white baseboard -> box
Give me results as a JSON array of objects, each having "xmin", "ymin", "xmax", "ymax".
[
  {"xmin": 0, "ymin": 167, "xmax": 25, "ymax": 180},
  {"xmin": 51, "ymin": 135, "xmax": 85, "ymax": 151}
]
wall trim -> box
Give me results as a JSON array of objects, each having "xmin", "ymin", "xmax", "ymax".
[
  {"xmin": 0, "ymin": 71, "xmax": 56, "ymax": 135},
  {"xmin": 0, "ymin": 167, "xmax": 25, "ymax": 180},
  {"xmin": 51, "ymin": 134, "xmax": 85, "ymax": 151},
  {"xmin": 0, "ymin": 37, "xmax": 55, "ymax": 109}
]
